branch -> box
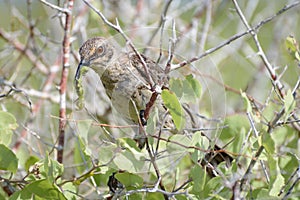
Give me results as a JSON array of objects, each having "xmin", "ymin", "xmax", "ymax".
[
  {"xmin": 232, "ymin": 0, "xmax": 285, "ymax": 98},
  {"xmin": 114, "ymin": 179, "xmax": 190, "ymax": 199},
  {"xmin": 38, "ymin": 0, "xmax": 71, "ymax": 14},
  {"xmin": 0, "ymin": 78, "xmax": 32, "ymax": 110},
  {"xmin": 57, "ymin": 0, "xmax": 74, "ymax": 164},
  {"xmin": 164, "ymin": 20, "xmax": 177, "ymax": 74}
]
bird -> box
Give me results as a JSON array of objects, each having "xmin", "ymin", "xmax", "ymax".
[
  {"xmin": 75, "ymin": 37, "xmax": 168, "ymax": 149},
  {"xmin": 75, "ymin": 37, "xmax": 233, "ymax": 176}
]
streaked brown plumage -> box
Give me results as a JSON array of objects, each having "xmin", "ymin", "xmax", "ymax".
[
  {"xmin": 76, "ymin": 37, "xmax": 167, "ymax": 123},
  {"xmin": 75, "ymin": 37, "xmax": 167, "ymax": 148}
]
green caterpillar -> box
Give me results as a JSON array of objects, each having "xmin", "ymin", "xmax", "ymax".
[{"xmin": 75, "ymin": 66, "xmax": 88, "ymax": 110}]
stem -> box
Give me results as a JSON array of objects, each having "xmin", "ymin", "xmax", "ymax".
[{"xmin": 57, "ymin": 0, "xmax": 73, "ymax": 164}]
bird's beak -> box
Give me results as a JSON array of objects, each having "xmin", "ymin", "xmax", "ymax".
[
  {"xmin": 75, "ymin": 60, "xmax": 83, "ymax": 81},
  {"xmin": 75, "ymin": 59, "xmax": 90, "ymax": 81}
]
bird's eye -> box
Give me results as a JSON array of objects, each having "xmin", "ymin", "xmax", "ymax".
[{"xmin": 96, "ymin": 46, "xmax": 104, "ymax": 55}]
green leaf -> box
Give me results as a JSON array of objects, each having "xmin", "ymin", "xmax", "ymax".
[
  {"xmin": 219, "ymin": 115, "xmax": 249, "ymax": 152},
  {"xmin": 115, "ymin": 172, "xmax": 143, "ymax": 189},
  {"xmin": 25, "ymin": 156, "xmax": 39, "ymax": 172},
  {"xmin": 167, "ymin": 134, "xmax": 190, "ymax": 153},
  {"xmin": 73, "ymin": 120, "xmax": 93, "ymax": 173},
  {"xmin": 0, "ymin": 144, "xmax": 18, "ymax": 173},
  {"xmin": 161, "ymin": 89, "xmax": 186, "ymax": 130},
  {"xmin": 169, "ymin": 77, "xmax": 183, "ymax": 99},
  {"xmin": 0, "ymin": 193, "xmax": 7, "ymax": 200},
  {"xmin": 98, "ymin": 144, "xmax": 117, "ymax": 165},
  {"xmin": 74, "ymin": 138, "xmax": 92, "ymax": 174},
  {"xmin": 42, "ymin": 154, "xmax": 64, "ymax": 182},
  {"xmin": 8, "ymin": 191, "xmax": 22, "ymax": 200},
  {"xmin": 21, "ymin": 179, "xmax": 67, "ymax": 200},
  {"xmin": 0, "ymin": 111, "xmax": 18, "ymax": 145},
  {"xmin": 181, "ymin": 74, "xmax": 202, "ymax": 103},
  {"xmin": 118, "ymin": 137, "xmax": 141, "ymax": 151},
  {"xmin": 191, "ymin": 131, "xmax": 209, "ymax": 148},
  {"xmin": 77, "ymin": 120, "xmax": 92, "ymax": 145},
  {"xmin": 185, "ymin": 74, "xmax": 202, "ymax": 97},
  {"xmin": 283, "ymin": 89, "xmax": 296, "ymax": 122},
  {"xmin": 267, "ymin": 156, "xmax": 284, "ymax": 197},
  {"xmin": 252, "ymin": 188, "xmax": 280, "ymax": 200},
  {"xmin": 262, "ymin": 131, "xmax": 275, "ymax": 154},
  {"xmin": 113, "ymin": 147, "xmax": 144, "ymax": 172},
  {"xmin": 61, "ymin": 182, "xmax": 77, "ymax": 200},
  {"xmin": 169, "ymin": 75, "xmax": 201, "ymax": 104},
  {"xmin": 190, "ymin": 164, "xmax": 206, "ymax": 195},
  {"xmin": 202, "ymin": 176, "xmax": 223, "ymax": 198},
  {"xmin": 190, "ymin": 132, "xmax": 209, "ymax": 163}
]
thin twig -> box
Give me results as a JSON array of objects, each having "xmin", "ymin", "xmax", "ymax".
[
  {"xmin": 232, "ymin": 0, "xmax": 284, "ymax": 97},
  {"xmin": 143, "ymin": 129, "xmax": 168, "ymax": 200},
  {"xmin": 114, "ymin": 182, "xmax": 189, "ymax": 199},
  {"xmin": 38, "ymin": 0, "xmax": 71, "ymax": 13},
  {"xmin": 0, "ymin": 78, "xmax": 32, "ymax": 110},
  {"xmin": 246, "ymin": 112, "xmax": 270, "ymax": 184},
  {"xmin": 164, "ymin": 20, "xmax": 177, "ymax": 74},
  {"xmin": 279, "ymin": 156, "xmax": 300, "ymax": 200},
  {"xmin": 279, "ymin": 165, "xmax": 300, "ymax": 196},
  {"xmin": 282, "ymin": 177, "xmax": 300, "ymax": 200}
]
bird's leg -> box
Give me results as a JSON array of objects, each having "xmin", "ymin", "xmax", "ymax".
[
  {"xmin": 134, "ymin": 110, "xmax": 148, "ymax": 149},
  {"xmin": 139, "ymin": 110, "xmax": 147, "ymax": 126}
]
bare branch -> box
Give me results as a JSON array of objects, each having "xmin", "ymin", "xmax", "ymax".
[
  {"xmin": 164, "ymin": 20, "xmax": 177, "ymax": 74},
  {"xmin": 38, "ymin": 0, "xmax": 71, "ymax": 14},
  {"xmin": 57, "ymin": 0, "xmax": 74, "ymax": 164},
  {"xmin": 232, "ymin": 0, "xmax": 284, "ymax": 98},
  {"xmin": 0, "ymin": 78, "xmax": 32, "ymax": 110}
]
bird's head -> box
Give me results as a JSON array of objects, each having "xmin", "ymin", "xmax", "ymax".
[{"xmin": 75, "ymin": 37, "xmax": 114, "ymax": 80}]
